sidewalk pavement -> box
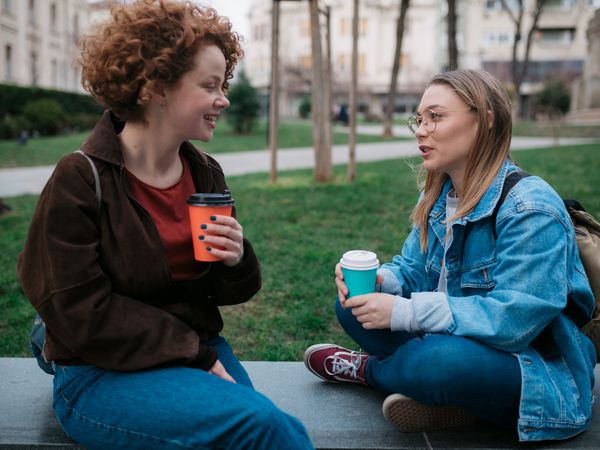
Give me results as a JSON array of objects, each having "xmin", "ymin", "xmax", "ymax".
[{"xmin": 0, "ymin": 136, "xmax": 595, "ymax": 198}]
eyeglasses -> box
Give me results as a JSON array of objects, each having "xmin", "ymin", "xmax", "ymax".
[{"xmin": 407, "ymin": 108, "xmax": 475, "ymax": 135}]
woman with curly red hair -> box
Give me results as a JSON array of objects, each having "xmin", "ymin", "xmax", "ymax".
[{"xmin": 17, "ymin": 1, "xmax": 313, "ymax": 448}]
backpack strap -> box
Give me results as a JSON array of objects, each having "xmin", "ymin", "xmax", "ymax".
[
  {"xmin": 74, "ymin": 149, "xmax": 102, "ymax": 220},
  {"xmin": 490, "ymin": 170, "xmax": 530, "ymax": 239}
]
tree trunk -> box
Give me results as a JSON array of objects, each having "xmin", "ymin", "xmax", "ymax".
[
  {"xmin": 348, "ymin": 0, "xmax": 359, "ymax": 182},
  {"xmin": 383, "ymin": 0, "xmax": 410, "ymax": 138},
  {"xmin": 309, "ymin": 0, "xmax": 332, "ymax": 183},
  {"xmin": 446, "ymin": 0, "xmax": 458, "ymax": 70},
  {"xmin": 269, "ymin": 0, "xmax": 280, "ymax": 184},
  {"xmin": 501, "ymin": 0, "xmax": 547, "ymax": 120},
  {"xmin": 324, "ymin": 6, "xmax": 333, "ymax": 166}
]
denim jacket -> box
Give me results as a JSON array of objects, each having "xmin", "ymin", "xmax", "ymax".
[{"xmin": 379, "ymin": 159, "xmax": 596, "ymax": 441}]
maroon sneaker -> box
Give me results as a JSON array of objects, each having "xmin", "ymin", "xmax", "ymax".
[{"xmin": 303, "ymin": 343, "xmax": 368, "ymax": 384}]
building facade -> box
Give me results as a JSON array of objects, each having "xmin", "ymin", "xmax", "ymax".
[
  {"xmin": 245, "ymin": 0, "xmax": 600, "ymax": 118},
  {"xmin": 0, "ymin": 0, "xmax": 111, "ymax": 93}
]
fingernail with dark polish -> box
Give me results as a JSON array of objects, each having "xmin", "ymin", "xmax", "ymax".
[
  {"xmin": 201, "ymin": 224, "xmax": 207, "ymax": 229},
  {"xmin": 210, "ymin": 216, "xmax": 216, "ymax": 221},
  {"xmin": 199, "ymin": 235, "xmax": 204, "ymax": 240}
]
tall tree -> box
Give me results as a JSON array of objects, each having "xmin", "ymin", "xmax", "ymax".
[
  {"xmin": 348, "ymin": 0, "xmax": 359, "ymax": 182},
  {"xmin": 500, "ymin": 0, "xmax": 548, "ymax": 118},
  {"xmin": 383, "ymin": 0, "xmax": 410, "ymax": 138},
  {"xmin": 446, "ymin": 0, "xmax": 458, "ymax": 70},
  {"xmin": 269, "ymin": 0, "xmax": 280, "ymax": 183},
  {"xmin": 309, "ymin": 0, "xmax": 332, "ymax": 182}
]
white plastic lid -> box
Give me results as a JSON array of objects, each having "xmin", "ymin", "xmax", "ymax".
[{"xmin": 339, "ymin": 250, "xmax": 379, "ymax": 270}]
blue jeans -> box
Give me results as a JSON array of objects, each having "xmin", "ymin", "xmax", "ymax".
[
  {"xmin": 53, "ymin": 336, "xmax": 313, "ymax": 450},
  {"xmin": 336, "ymin": 299, "xmax": 521, "ymax": 428}
]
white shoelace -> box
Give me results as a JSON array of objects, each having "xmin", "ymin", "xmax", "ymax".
[{"xmin": 324, "ymin": 351, "xmax": 363, "ymax": 379}]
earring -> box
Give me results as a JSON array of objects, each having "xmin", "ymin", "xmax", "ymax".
[{"xmin": 160, "ymin": 100, "xmax": 166, "ymax": 113}]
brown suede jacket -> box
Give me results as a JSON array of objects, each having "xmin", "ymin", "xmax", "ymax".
[{"xmin": 17, "ymin": 111, "xmax": 261, "ymax": 371}]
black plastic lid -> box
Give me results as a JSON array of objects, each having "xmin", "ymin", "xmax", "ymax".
[{"xmin": 187, "ymin": 190, "xmax": 234, "ymax": 206}]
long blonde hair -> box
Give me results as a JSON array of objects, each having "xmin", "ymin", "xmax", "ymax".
[{"xmin": 410, "ymin": 70, "xmax": 513, "ymax": 251}]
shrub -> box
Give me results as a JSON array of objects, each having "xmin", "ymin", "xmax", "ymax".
[
  {"xmin": 0, "ymin": 115, "xmax": 31, "ymax": 139},
  {"xmin": 298, "ymin": 96, "xmax": 311, "ymax": 119},
  {"xmin": 536, "ymin": 79, "xmax": 571, "ymax": 118},
  {"xmin": 22, "ymin": 99, "xmax": 66, "ymax": 135},
  {"xmin": 226, "ymin": 71, "xmax": 261, "ymax": 134}
]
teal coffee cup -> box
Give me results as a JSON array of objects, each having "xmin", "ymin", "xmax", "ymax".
[{"xmin": 340, "ymin": 250, "xmax": 380, "ymax": 298}]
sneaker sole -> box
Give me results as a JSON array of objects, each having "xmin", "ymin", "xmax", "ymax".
[
  {"xmin": 382, "ymin": 393, "xmax": 478, "ymax": 432},
  {"xmin": 303, "ymin": 343, "xmax": 341, "ymax": 383}
]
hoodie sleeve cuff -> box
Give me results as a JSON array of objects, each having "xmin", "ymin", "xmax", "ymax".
[
  {"xmin": 378, "ymin": 268, "xmax": 404, "ymax": 296},
  {"xmin": 217, "ymin": 239, "xmax": 259, "ymax": 280},
  {"xmin": 410, "ymin": 291, "xmax": 454, "ymax": 333},
  {"xmin": 390, "ymin": 296, "xmax": 416, "ymax": 332},
  {"xmin": 188, "ymin": 338, "xmax": 218, "ymax": 371}
]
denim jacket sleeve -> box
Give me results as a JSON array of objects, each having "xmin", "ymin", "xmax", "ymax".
[
  {"xmin": 378, "ymin": 224, "xmax": 434, "ymax": 297},
  {"xmin": 445, "ymin": 180, "xmax": 577, "ymax": 353}
]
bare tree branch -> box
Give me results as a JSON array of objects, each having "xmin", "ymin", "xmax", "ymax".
[{"xmin": 383, "ymin": 0, "xmax": 410, "ymax": 137}]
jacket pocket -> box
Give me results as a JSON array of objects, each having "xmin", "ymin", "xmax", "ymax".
[{"xmin": 460, "ymin": 260, "xmax": 497, "ymax": 291}]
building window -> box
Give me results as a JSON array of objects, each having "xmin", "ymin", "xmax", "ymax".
[
  {"xmin": 299, "ymin": 55, "xmax": 312, "ymax": 69},
  {"xmin": 359, "ymin": 53, "xmax": 366, "ymax": 75},
  {"xmin": 485, "ymin": 0, "xmax": 519, "ymax": 11},
  {"xmin": 73, "ymin": 67, "xmax": 80, "ymax": 89},
  {"xmin": 482, "ymin": 30, "xmax": 514, "ymax": 47},
  {"xmin": 340, "ymin": 17, "xmax": 346, "ymax": 35},
  {"xmin": 28, "ymin": 0, "xmax": 36, "ymax": 25},
  {"xmin": 338, "ymin": 53, "xmax": 347, "ymax": 72},
  {"xmin": 50, "ymin": 3, "xmax": 57, "ymax": 32},
  {"xmin": 536, "ymin": 28, "xmax": 575, "ymax": 45},
  {"xmin": 588, "ymin": 0, "xmax": 600, "ymax": 6},
  {"xmin": 2, "ymin": 0, "xmax": 12, "ymax": 13},
  {"xmin": 546, "ymin": 0, "xmax": 577, "ymax": 9},
  {"xmin": 4, "ymin": 45, "xmax": 12, "ymax": 80},
  {"xmin": 30, "ymin": 51, "xmax": 38, "ymax": 85},
  {"xmin": 360, "ymin": 18, "xmax": 368, "ymax": 36},
  {"xmin": 73, "ymin": 14, "xmax": 80, "ymax": 41},
  {"xmin": 299, "ymin": 19, "xmax": 309, "ymax": 38},
  {"xmin": 51, "ymin": 60, "xmax": 58, "ymax": 87}
]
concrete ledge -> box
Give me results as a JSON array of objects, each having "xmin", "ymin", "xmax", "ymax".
[{"xmin": 0, "ymin": 358, "xmax": 598, "ymax": 449}]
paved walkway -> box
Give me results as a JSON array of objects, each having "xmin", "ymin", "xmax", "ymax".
[{"xmin": 0, "ymin": 136, "xmax": 595, "ymax": 198}]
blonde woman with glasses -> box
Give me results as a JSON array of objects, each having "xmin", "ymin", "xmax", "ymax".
[{"xmin": 304, "ymin": 70, "xmax": 596, "ymax": 442}]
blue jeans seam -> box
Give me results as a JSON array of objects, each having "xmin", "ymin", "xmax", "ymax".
[{"xmin": 58, "ymin": 391, "xmax": 211, "ymax": 450}]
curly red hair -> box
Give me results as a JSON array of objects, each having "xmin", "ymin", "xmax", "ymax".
[{"xmin": 79, "ymin": 0, "xmax": 242, "ymax": 123}]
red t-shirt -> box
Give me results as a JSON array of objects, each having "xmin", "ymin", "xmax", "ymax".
[{"xmin": 127, "ymin": 158, "xmax": 201, "ymax": 281}]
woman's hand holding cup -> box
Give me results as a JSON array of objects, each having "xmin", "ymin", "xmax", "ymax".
[
  {"xmin": 188, "ymin": 191, "xmax": 243, "ymax": 266},
  {"xmin": 336, "ymin": 250, "xmax": 383, "ymax": 306},
  {"xmin": 200, "ymin": 215, "xmax": 244, "ymax": 267},
  {"xmin": 336, "ymin": 264, "xmax": 383, "ymax": 306}
]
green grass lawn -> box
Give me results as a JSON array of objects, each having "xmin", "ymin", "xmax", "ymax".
[
  {"xmin": 512, "ymin": 121, "xmax": 600, "ymax": 138},
  {"xmin": 1, "ymin": 143, "xmax": 599, "ymax": 360},
  {"xmin": 0, "ymin": 119, "xmax": 406, "ymax": 169}
]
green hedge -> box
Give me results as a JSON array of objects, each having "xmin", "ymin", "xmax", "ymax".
[{"xmin": 0, "ymin": 83, "xmax": 103, "ymax": 138}]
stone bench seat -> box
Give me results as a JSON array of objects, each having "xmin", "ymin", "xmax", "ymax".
[{"xmin": 1, "ymin": 358, "xmax": 599, "ymax": 449}]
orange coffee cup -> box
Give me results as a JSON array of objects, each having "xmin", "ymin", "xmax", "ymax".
[{"xmin": 187, "ymin": 191, "xmax": 234, "ymax": 262}]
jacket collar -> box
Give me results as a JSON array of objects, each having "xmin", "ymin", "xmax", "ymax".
[
  {"xmin": 429, "ymin": 159, "xmax": 518, "ymax": 225},
  {"xmin": 80, "ymin": 110, "xmax": 125, "ymax": 165}
]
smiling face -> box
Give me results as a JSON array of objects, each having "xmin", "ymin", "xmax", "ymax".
[
  {"xmin": 163, "ymin": 44, "xmax": 230, "ymax": 142},
  {"xmin": 415, "ymin": 83, "xmax": 479, "ymax": 185}
]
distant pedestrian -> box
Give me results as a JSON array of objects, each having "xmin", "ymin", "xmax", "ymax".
[
  {"xmin": 338, "ymin": 104, "xmax": 349, "ymax": 126},
  {"xmin": 18, "ymin": 130, "xmax": 28, "ymax": 145}
]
